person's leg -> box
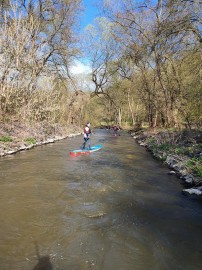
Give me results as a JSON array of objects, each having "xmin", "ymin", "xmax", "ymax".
[
  {"xmin": 86, "ymin": 138, "xmax": 91, "ymax": 150},
  {"xmin": 87, "ymin": 139, "xmax": 91, "ymax": 150},
  {"xmin": 82, "ymin": 138, "xmax": 87, "ymax": 149}
]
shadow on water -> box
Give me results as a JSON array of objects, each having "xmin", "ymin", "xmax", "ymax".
[
  {"xmin": 32, "ymin": 243, "xmax": 53, "ymax": 270},
  {"xmin": 32, "ymin": 256, "xmax": 52, "ymax": 270}
]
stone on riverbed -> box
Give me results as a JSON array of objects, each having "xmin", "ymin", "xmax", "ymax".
[
  {"xmin": 19, "ymin": 144, "xmax": 27, "ymax": 151},
  {"xmin": 46, "ymin": 138, "xmax": 55, "ymax": 143},
  {"xmin": 184, "ymin": 175, "xmax": 194, "ymax": 184},
  {"xmin": 26, "ymin": 145, "xmax": 34, "ymax": 149},
  {"xmin": 179, "ymin": 169, "xmax": 188, "ymax": 177},
  {"xmin": 168, "ymin": 170, "xmax": 176, "ymax": 175},
  {"xmin": 6, "ymin": 150, "xmax": 16, "ymax": 155},
  {"xmin": 54, "ymin": 135, "xmax": 66, "ymax": 140},
  {"xmin": 139, "ymin": 142, "xmax": 146, "ymax": 146},
  {"xmin": 165, "ymin": 155, "xmax": 178, "ymax": 167},
  {"xmin": 183, "ymin": 188, "xmax": 202, "ymax": 196}
]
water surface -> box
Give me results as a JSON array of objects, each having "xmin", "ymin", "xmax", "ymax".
[{"xmin": 0, "ymin": 129, "xmax": 201, "ymax": 270}]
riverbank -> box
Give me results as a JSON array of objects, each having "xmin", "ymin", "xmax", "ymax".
[
  {"xmin": 129, "ymin": 128, "xmax": 202, "ymax": 196},
  {"xmin": 0, "ymin": 121, "xmax": 82, "ymax": 157}
]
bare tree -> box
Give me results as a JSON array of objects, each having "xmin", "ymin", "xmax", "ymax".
[
  {"xmin": 100, "ymin": 0, "xmax": 201, "ymax": 128},
  {"xmin": 0, "ymin": 0, "xmax": 83, "ymax": 125}
]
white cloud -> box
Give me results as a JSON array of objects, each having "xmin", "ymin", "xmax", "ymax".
[
  {"xmin": 69, "ymin": 60, "xmax": 95, "ymax": 91},
  {"xmin": 70, "ymin": 60, "xmax": 91, "ymax": 75}
]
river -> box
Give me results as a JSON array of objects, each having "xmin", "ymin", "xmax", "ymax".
[{"xmin": 0, "ymin": 129, "xmax": 201, "ymax": 270}]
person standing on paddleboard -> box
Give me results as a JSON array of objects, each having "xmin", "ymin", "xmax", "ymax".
[
  {"xmin": 113, "ymin": 125, "xmax": 120, "ymax": 137},
  {"xmin": 82, "ymin": 122, "xmax": 92, "ymax": 150}
]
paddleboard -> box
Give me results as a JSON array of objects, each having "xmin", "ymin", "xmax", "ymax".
[
  {"xmin": 113, "ymin": 134, "xmax": 120, "ymax": 137},
  {"xmin": 70, "ymin": 144, "xmax": 102, "ymax": 156}
]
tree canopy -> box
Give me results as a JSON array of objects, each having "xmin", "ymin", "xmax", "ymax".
[{"xmin": 0, "ymin": 0, "xmax": 201, "ymax": 129}]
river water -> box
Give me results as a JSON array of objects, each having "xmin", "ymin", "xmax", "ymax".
[{"xmin": 0, "ymin": 129, "xmax": 201, "ymax": 270}]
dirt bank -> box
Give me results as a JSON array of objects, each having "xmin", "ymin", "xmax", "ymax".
[{"xmin": 0, "ymin": 121, "xmax": 82, "ymax": 157}]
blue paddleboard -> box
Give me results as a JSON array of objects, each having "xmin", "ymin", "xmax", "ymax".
[{"xmin": 70, "ymin": 144, "xmax": 102, "ymax": 156}]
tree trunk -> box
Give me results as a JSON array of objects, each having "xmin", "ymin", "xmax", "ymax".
[
  {"xmin": 127, "ymin": 90, "xmax": 135, "ymax": 125},
  {"xmin": 118, "ymin": 108, "xmax": 122, "ymax": 126}
]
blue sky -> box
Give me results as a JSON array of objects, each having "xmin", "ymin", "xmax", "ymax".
[
  {"xmin": 70, "ymin": 0, "xmax": 101, "ymax": 90},
  {"xmin": 80, "ymin": 0, "xmax": 100, "ymax": 29},
  {"xmin": 69, "ymin": 0, "xmax": 100, "ymax": 79}
]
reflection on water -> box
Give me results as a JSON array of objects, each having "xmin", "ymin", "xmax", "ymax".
[{"xmin": 0, "ymin": 129, "xmax": 202, "ymax": 270}]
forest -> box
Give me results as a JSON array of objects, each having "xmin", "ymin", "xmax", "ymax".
[{"xmin": 0, "ymin": 0, "xmax": 201, "ymax": 129}]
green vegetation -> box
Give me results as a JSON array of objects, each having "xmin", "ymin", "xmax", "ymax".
[
  {"xmin": 187, "ymin": 157, "xmax": 202, "ymax": 177},
  {"xmin": 0, "ymin": 136, "xmax": 13, "ymax": 142},
  {"xmin": 143, "ymin": 130, "xmax": 202, "ymax": 175},
  {"xmin": 149, "ymin": 143, "xmax": 201, "ymax": 158},
  {"xmin": 24, "ymin": 138, "xmax": 37, "ymax": 145}
]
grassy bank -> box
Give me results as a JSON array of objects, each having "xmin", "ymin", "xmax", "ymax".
[{"xmin": 130, "ymin": 128, "xmax": 202, "ymax": 195}]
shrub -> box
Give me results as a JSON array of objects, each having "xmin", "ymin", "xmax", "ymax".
[
  {"xmin": 0, "ymin": 136, "xmax": 13, "ymax": 142},
  {"xmin": 186, "ymin": 157, "xmax": 202, "ymax": 177},
  {"xmin": 24, "ymin": 137, "xmax": 36, "ymax": 145},
  {"xmin": 157, "ymin": 143, "xmax": 173, "ymax": 152}
]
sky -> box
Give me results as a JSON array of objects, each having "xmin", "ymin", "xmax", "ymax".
[
  {"xmin": 80, "ymin": 0, "xmax": 100, "ymax": 29},
  {"xmin": 70, "ymin": 60, "xmax": 91, "ymax": 75},
  {"xmin": 69, "ymin": 0, "xmax": 100, "ymax": 90}
]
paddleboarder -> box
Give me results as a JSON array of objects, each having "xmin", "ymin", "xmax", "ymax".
[
  {"xmin": 82, "ymin": 122, "xmax": 92, "ymax": 150},
  {"xmin": 113, "ymin": 125, "xmax": 120, "ymax": 136}
]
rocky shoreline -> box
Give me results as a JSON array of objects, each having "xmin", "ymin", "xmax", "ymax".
[
  {"xmin": 0, "ymin": 121, "xmax": 82, "ymax": 157},
  {"xmin": 130, "ymin": 129, "xmax": 202, "ymax": 197}
]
